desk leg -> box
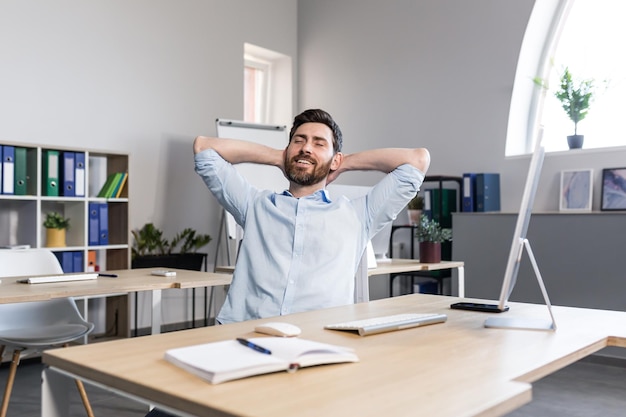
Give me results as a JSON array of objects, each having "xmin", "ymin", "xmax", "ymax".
[
  {"xmin": 42, "ymin": 367, "xmax": 71, "ymax": 417},
  {"xmin": 151, "ymin": 289, "xmax": 162, "ymax": 335},
  {"xmin": 457, "ymin": 266, "xmax": 465, "ymax": 298}
]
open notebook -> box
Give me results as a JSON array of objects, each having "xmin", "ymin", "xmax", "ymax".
[{"xmin": 164, "ymin": 337, "xmax": 358, "ymax": 384}]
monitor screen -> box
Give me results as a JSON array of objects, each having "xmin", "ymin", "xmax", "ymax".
[
  {"xmin": 484, "ymin": 128, "xmax": 556, "ymax": 331},
  {"xmin": 495, "ymin": 129, "xmax": 545, "ymax": 311}
]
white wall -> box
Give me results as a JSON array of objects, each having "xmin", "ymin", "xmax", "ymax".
[
  {"xmin": 0, "ymin": 0, "xmax": 297, "ymax": 328},
  {"xmin": 0, "ymin": 0, "xmax": 297, "ymax": 255},
  {"xmin": 4, "ymin": 0, "xmax": 624, "ymax": 323},
  {"xmin": 297, "ymin": 0, "xmax": 626, "ymax": 213}
]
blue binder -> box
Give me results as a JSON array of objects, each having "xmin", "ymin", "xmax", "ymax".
[
  {"xmin": 475, "ymin": 173, "xmax": 501, "ymax": 212},
  {"xmin": 0, "ymin": 145, "xmax": 3, "ymax": 193},
  {"xmin": 61, "ymin": 152, "xmax": 75, "ymax": 197},
  {"xmin": 2, "ymin": 145, "xmax": 15, "ymax": 195},
  {"xmin": 74, "ymin": 152, "xmax": 85, "ymax": 197},
  {"xmin": 462, "ymin": 173, "xmax": 476, "ymax": 212},
  {"xmin": 73, "ymin": 251, "xmax": 84, "ymax": 273},
  {"xmin": 98, "ymin": 203, "xmax": 109, "ymax": 245},
  {"xmin": 88, "ymin": 202, "xmax": 100, "ymax": 246},
  {"xmin": 55, "ymin": 251, "xmax": 74, "ymax": 273}
]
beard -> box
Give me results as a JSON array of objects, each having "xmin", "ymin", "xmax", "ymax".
[{"xmin": 284, "ymin": 153, "xmax": 334, "ymax": 186}]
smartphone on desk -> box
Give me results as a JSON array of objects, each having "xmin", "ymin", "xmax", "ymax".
[{"xmin": 450, "ymin": 302, "xmax": 509, "ymax": 313}]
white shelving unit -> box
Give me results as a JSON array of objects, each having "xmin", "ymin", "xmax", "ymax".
[{"xmin": 1, "ymin": 141, "xmax": 131, "ymax": 338}]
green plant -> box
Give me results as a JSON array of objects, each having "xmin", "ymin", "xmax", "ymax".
[
  {"xmin": 170, "ymin": 228, "xmax": 212, "ymax": 254},
  {"xmin": 131, "ymin": 223, "xmax": 211, "ymax": 258},
  {"xmin": 43, "ymin": 212, "xmax": 70, "ymax": 230},
  {"xmin": 408, "ymin": 195, "xmax": 424, "ymax": 210},
  {"xmin": 131, "ymin": 223, "xmax": 168, "ymax": 257},
  {"xmin": 415, "ymin": 215, "xmax": 452, "ymax": 243},
  {"xmin": 534, "ymin": 67, "xmax": 595, "ymax": 135}
]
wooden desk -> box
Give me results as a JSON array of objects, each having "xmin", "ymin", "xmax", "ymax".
[
  {"xmin": 0, "ymin": 268, "xmax": 232, "ymax": 335},
  {"xmin": 368, "ymin": 259, "xmax": 464, "ymax": 297},
  {"xmin": 217, "ymin": 258, "xmax": 465, "ymax": 299},
  {"xmin": 42, "ymin": 294, "xmax": 626, "ymax": 417}
]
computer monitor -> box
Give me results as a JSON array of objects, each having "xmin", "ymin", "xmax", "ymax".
[
  {"xmin": 370, "ymin": 221, "xmax": 392, "ymax": 262},
  {"xmin": 484, "ymin": 127, "xmax": 557, "ymax": 331}
]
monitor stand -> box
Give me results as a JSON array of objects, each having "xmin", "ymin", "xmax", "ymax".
[{"xmin": 484, "ymin": 238, "xmax": 557, "ymax": 331}]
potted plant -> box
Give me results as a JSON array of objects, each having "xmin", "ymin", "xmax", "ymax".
[
  {"xmin": 131, "ymin": 223, "xmax": 212, "ymax": 271},
  {"xmin": 407, "ymin": 194, "xmax": 424, "ymax": 225},
  {"xmin": 415, "ymin": 214, "xmax": 452, "ymax": 263},
  {"xmin": 43, "ymin": 211, "xmax": 70, "ymax": 247},
  {"xmin": 534, "ymin": 67, "xmax": 596, "ymax": 149}
]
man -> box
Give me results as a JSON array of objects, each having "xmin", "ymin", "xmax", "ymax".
[{"xmin": 194, "ymin": 109, "xmax": 430, "ymax": 324}]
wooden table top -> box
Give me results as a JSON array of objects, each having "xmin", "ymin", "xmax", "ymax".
[
  {"xmin": 0, "ymin": 268, "xmax": 232, "ymax": 304},
  {"xmin": 215, "ymin": 258, "xmax": 464, "ymax": 277},
  {"xmin": 367, "ymin": 258, "xmax": 464, "ymax": 276},
  {"xmin": 43, "ymin": 293, "xmax": 626, "ymax": 417}
]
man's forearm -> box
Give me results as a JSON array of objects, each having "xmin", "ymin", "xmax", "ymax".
[
  {"xmin": 194, "ymin": 136, "xmax": 284, "ymax": 167},
  {"xmin": 338, "ymin": 148, "xmax": 430, "ymax": 174}
]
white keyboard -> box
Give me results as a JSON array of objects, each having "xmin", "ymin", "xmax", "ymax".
[
  {"xmin": 17, "ymin": 273, "xmax": 99, "ymax": 284},
  {"xmin": 325, "ymin": 313, "xmax": 447, "ymax": 336}
]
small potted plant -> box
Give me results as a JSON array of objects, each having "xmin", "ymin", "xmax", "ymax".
[
  {"xmin": 131, "ymin": 223, "xmax": 212, "ymax": 271},
  {"xmin": 43, "ymin": 211, "xmax": 70, "ymax": 247},
  {"xmin": 407, "ymin": 194, "xmax": 424, "ymax": 225},
  {"xmin": 415, "ymin": 214, "xmax": 452, "ymax": 263},
  {"xmin": 534, "ymin": 67, "xmax": 596, "ymax": 149}
]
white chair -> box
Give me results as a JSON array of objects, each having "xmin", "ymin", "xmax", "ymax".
[{"xmin": 0, "ymin": 249, "xmax": 95, "ymax": 417}]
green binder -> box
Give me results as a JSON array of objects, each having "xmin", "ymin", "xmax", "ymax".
[
  {"xmin": 14, "ymin": 147, "xmax": 27, "ymax": 195},
  {"xmin": 42, "ymin": 150, "xmax": 60, "ymax": 196}
]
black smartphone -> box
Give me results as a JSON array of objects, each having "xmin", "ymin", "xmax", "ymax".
[{"xmin": 450, "ymin": 302, "xmax": 509, "ymax": 313}]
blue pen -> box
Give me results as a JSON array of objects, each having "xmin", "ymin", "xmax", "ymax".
[{"xmin": 236, "ymin": 338, "xmax": 272, "ymax": 355}]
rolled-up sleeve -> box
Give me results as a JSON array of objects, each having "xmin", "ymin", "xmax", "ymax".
[{"xmin": 194, "ymin": 149, "xmax": 252, "ymax": 226}]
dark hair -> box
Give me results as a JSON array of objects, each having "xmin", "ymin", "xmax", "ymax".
[{"xmin": 288, "ymin": 109, "xmax": 343, "ymax": 153}]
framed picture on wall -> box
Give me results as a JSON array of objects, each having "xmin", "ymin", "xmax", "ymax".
[
  {"xmin": 559, "ymin": 169, "xmax": 593, "ymax": 212},
  {"xmin": 601, "ymin": 167, "xmax": 626, "ymax": 211}
]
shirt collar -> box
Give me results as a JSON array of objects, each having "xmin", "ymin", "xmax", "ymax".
[{"xmin": 281, "ymin": 189, "xmax": 331, "ymax": 203}]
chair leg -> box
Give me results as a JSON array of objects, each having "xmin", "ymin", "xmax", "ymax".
[
  {"xmin": 0, "ymin": 350, "xmax": 21, "ymax": 417},
  {"xmin": 75, "ymin": 379, "xmax": 95, "ymax": 417},
  {"xmin": 62, "ymin": 343, "xmax": 95, "ymax": 417}
]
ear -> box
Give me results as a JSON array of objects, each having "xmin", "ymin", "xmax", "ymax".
[{"xmin": 330, "ymin": 152, "xmax": 343, "ymax": 171}]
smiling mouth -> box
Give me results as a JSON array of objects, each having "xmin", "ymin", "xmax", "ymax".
[{"xmin": 293, "ymin": 158, "xmax": 315, "ymax": 166}]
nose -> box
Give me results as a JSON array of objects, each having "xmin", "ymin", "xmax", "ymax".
[{"xmin": 300, "ymin": 140, "xmax": 313, "ymax": 153}]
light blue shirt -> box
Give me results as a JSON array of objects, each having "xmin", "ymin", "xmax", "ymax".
[{"xmin": 195, "ymin": 149, "xmax": 424, "ymax": 323}]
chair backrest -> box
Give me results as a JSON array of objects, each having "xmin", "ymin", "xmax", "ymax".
[
  {"xmin": 0, "ymin": 248, "xmax": 63, "ymax": 278},
  {"xmin": 0, "ymin": 249, "xmax": 93, "ymax": 347}
]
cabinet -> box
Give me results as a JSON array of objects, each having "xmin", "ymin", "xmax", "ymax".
[
  {"xmin": 389, "ymin": 175, "xmax": 462, "ymax": 296},
  {"xmin": 1, "ymin": 141, "xmax": 130, "ymax": 337}
]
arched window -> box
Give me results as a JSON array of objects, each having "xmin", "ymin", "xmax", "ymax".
[{"xmin": 507, "ymin": 0, "xmax": 626, "ymax": 155}]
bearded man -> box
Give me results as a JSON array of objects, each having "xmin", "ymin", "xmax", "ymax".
[{"xmin": 193, "ymin": 109, "xmax": 430, "ymax": 324}]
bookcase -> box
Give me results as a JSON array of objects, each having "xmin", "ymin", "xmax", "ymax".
[
  {"xmin": 1, "ymin": 140, "xmax": 130, "ymax": 338},
  {"xmin": 389, "ymin": 175, "xmax": 462, "ymax": 296}
]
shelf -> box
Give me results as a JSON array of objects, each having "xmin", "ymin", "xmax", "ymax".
[
  {"xmin": 1, "ymin": 141, "xmax": 130, "ymax": 272},
  {"xmin": 389, "ymin": 175, "xmax": 462, "ymax": 297}
]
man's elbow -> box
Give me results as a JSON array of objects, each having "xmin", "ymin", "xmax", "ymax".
[
  {"xmin": 193, "ymin": 136, "xmax": 217, "ymax": 154},
  {"xmin": 411, "ymin": 148, "xmax": 430, "ymax": 173}
]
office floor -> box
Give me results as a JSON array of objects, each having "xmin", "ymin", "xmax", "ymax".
[
  {"xmin": 0, "ymin": 357, "xmax": 146, "ymax": 417},
  {"xmin": 1, "ymin": 356, "xmax": 625, "ymax": 416}
]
